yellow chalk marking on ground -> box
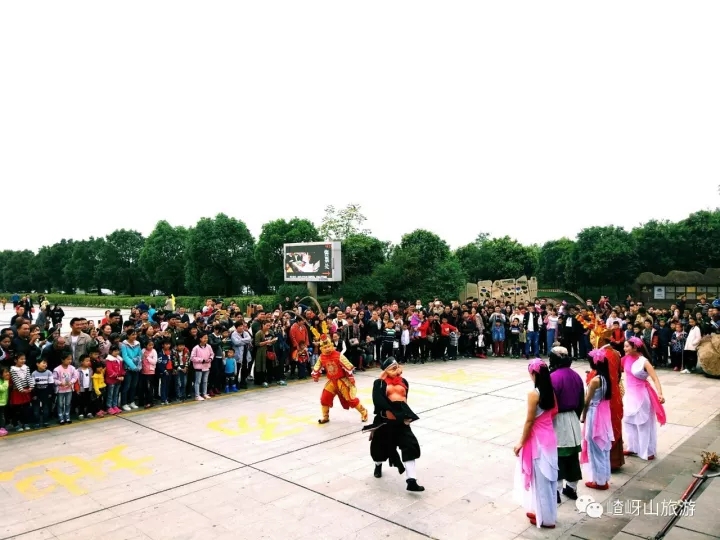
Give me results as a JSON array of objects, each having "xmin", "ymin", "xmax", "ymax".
[
  {"xmin": 0, "ymin": 445, "xmax": 153, "ymax": 499},
  {"xmin": 429, "ymin": 370, "xmax": 495, "ymax": 384},
  {"xmin": 207, "ymin": 408, "xmax": 316, "ymax": 441}
]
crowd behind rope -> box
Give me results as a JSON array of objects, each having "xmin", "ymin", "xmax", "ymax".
[{"xmin": 0, "ymin": 292, "xmax": 718, "ymax": 436}]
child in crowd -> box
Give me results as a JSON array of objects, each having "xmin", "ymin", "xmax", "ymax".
[
  {"xmin": 141, "ymin": 340, "xmax": 158, "ymax": 408},
  {"xmin": 53, "ymin": 352, "xmax": 77, "ymax": 425},
  {"xmin": 0, "ymin": 368, "xmax": 8, "ymax": 436},
  {"xmin": 32, "ymin": 358, "xmax": 54, "ymax": 427},
  {"xmin": 173, "ymin": 340, "xmax": 189, "ymax": 402},
  {"xmin": 624, "ymin": 321, "xmax": 634, "ymax": 341},
  {"xmin": 656, "ymin": 319, "xmax": 671, "ymax": 367},
  {"xmin": 156, "ymin": 340, "xmax": 172, "ymax": 405},
  {"xmin": 76, "ymin": 354, "xmax": 94, "ymax": 419},
  {"xmin": 492, "ymin": 319, "xmax": 505, "ymax": 357},
  {"xmin": 642, "ymin": 320, "xmax": 659, "ymax": 366},
  {"xmin": 224, "ymin": 348, "xmax": 237, "ymax": 393},
  {"xmin": 670, "ymin": 322, "xmax": 687, "ymax": 372},
  {"xmin": 448, "ymin": 331, "xmax": 458, "ymax": 360},
  {"xmin": 10, "ymin": 353, "xmax": 35, "ymax": 432},
  {"xmin": 606, "ymin": 320, "xmax": 623, "ymax": 355},
  {"xmin": 105, "ymin": 345, "xmax": 125, "ymax": 414},
  {"xmin": 509, "ymin": 319, "xmax": 521, "ymax": 358},
  {"xmin": 399, "ymin": 324, "xmax": 410, "ymax": 364},
  {"xmin": 92, "ymin": 363, "xmax": 107, "ymax": 417},
  {"xmin": 296, "ymin": 341, "xmax": 309, "ymax": 380},
  {"xmin": 88, "ymin": 348, "xmax": 101, "ymax": 370}
]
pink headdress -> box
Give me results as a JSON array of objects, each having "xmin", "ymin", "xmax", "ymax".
[
  {"xmin": 528, "ymin": 358, "xmax": 546, "ymax": 374},
  {"xmin": 588, "ymin": 348, "xmax": 607, "ymax": 362},
  {"xmin": 627, "ymin": 336, "xmax": 643, "ymax": 349}
]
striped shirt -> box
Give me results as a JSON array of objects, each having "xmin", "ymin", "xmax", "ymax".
[{"xmin": 10, "ymin": 365, "xmax": 35, "ymax": 391}]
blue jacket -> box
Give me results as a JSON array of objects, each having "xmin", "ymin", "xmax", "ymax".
[{"xmin": 121, "ymin": 340, "xmax": 142, "ymax": 371}]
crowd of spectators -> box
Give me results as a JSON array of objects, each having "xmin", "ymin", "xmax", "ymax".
[{"xmin": 0, "ymin": 292, "xmax": 718, "ymax": 436}]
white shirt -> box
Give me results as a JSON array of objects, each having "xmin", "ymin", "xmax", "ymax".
[
  {"xmin": 80, "ymin": 367, "xmax": 91, "ymax": 389},
  {"xmin": 527, "ymin": 314, "xmax": 535, "ymax": 332}
]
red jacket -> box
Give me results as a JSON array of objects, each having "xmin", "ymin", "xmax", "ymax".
[
  {"xmin": 440, "ymin": 323, "xmax": 458, "ymax": 337},
  {"xmin": 104, "ymin": 357, "xmax": 126, "ymax": 385},
  {"xmin": 417, "ymin": 320, "xmax": 430, "ymax": 338}
]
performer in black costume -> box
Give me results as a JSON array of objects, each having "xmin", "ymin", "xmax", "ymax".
[{"xmin": 362, "ymin": 357, "xmax": 424, "ymax": 492}]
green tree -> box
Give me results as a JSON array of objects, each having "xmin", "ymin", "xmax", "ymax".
[
  {"xmin": 318, "ymin": 203, "xmax": 370, "ymax": 240},
  {"xmin": 337, "ymin": 275, "xmax": 387, "ymax": 303},
  {"xmin": 185, "ymin": 214, "xmax": 255, "ymax": 296},
  {"xmin": 537, "ymin": 238, "xmax": 576, "ymax": 289},
  {"xmin": 65, "ymin": 238, "xmax": 105, "ymax": 293},
  {"xmin": 456, "ymin": 235, "xmax": 537, "ymax": 282},
  {"xmin": 30, "ymin": 240, "xmax": 75, "ymax": 292},
  {"xmin": 373, "ymin": 230, "xmax": 466, "ymax": 301},
  {"xmin": 97, "ymin": 230, "xmax": 147, "ymax": 295},
  {"xmin": 255, "ymin": 218, "xmax": 321, "ymax": 287},
  {"xmin": 630, "ymin": 220, "xmax": 682, "ymax": 275},
  {"xmin": 139, "ymin": 221, "xmax": 189, "ymax": 295},
  {"xmin": 2, "ymin": 250, "xmax": 36, "ymax": 292},
  {"xmin": 342, "ymin": 233, "xmax": 387, "ymax": 281},
  {"xmin": 674, "ymin": 210, "xmax": 720, "ymax": 271},
  {"xmin": 575, "ymin": 226, "xmax": 639, "ymax": 289}
]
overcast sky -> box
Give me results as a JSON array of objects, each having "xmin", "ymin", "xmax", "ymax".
[{"xmin": 2, "ymin": 2, "xmax": 718, "ymax": 253}]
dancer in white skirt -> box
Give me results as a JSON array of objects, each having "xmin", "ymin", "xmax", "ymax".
[
  {"xmin": 514, "ymin": 359, "xmax": 558, "ymax": 529},
  {"xmin": 581, "ymin": 349, "xmax": 615, "ymax": 490},
  {"xmin": 621, "ymin": 337, "xmax": 666, "ymax": 461}
]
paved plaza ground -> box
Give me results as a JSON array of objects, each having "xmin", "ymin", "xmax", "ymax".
[{"xmin": 1, "ymin": 307, "xmax": 719, "ymax": 540}]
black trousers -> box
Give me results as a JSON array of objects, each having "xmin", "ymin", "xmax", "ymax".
[
  {"xmin": 210, "ymin": 357, "xmax": 224, "ymax": 391},
  {"xmin": 77, "ymin": 390, "xmax": 93, "ymax": 415},
  {"xmin": 684, "ymin": 350, "xmax": 698, "ymax": 371}
]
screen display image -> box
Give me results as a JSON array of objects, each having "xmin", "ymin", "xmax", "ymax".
[{"xmin": 285, "ymin": 244, "xmax": 332, "ymax": 278}]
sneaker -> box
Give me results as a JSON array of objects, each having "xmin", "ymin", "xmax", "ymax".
[
  {"xmin": 195, "ymin": 396, "xmax": 205, "ymax": 401},
  {"xmin": 203, "ymin": 394, "xmax": 211, "ymax": 399},
  {"xmin": 78, "ymin": 414, "xmax": 85, "ymax": 420},
  {"xmin": 224, "ymin": 386, "xmax": 230, "ymax": 393},
  {"xmin": 16, "ymin": 426, "xmax": 24, "ymax": 432},
  {"xmin": 262, "ymin": 382, "xmax": 269, "ymax": 388},
  {"xmin": 122, "ymin": 405, "xmax": 131, "ymax": 412},
  {"xmin": 144, "ymin": 404, "xmax": 152, "ymax": 409},
  {"xmin": 86, "ymin": 413, "xmax": 93, "ymax": 418},
  {"xmin": 0, "ymin": 428, "xmax": 7, "ymax": 437},
  {"xmin": 681, "ymin": 369, "xmax": 690, "ymax": 374},
  {"xmin": 277, "ymin": 380, "xmax": 287, "ymax": 386},
  {"xmin": 129, "ymin": 402, "xmax": 139, "ymax": 409},
  {"xmin": 66, "ymin": 420, "xmax": 73, "ymax": 425},
  {"xmin": 231, "ymin": 385, "xmax": 238, "ymax": 392},
  {"xmin": 96, "ymin": 411, "xmax": 106, "ymax": 418},
  {"xmin": 110, "ymin": 407, "xmax": 119, "ymax": 415},
  {"xmin": 59, "ymin": 420, "xmax": 65, "ymax": 425},
  {"xmin": 247, "ymin": 376, "xmax": 254, "ymax": 382}
]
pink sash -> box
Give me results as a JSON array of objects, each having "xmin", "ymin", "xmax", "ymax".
[
  {"xmin": 645, "ymin": 381, "xmax": 666, "ymax": 425},
  {"xmin": 520, "ymin": 405, "xmax": 557, "ymax": 490},
  {"xmin": 580, "ymin": 400, "xmax": 612, "ymax": 463}
]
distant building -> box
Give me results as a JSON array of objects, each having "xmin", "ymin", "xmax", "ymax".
[{"xmin": 634, "ymin": 268, "xmax": 720, "ymax": 305}]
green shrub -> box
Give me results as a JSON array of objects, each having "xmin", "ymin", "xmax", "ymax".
[
  {"xmin": 5, "ymin": 293, "xmax": 338, "ymax": 313},
  {"xmin": 31, "ymin": 294, "xmax": 279, "ymax": 312}
]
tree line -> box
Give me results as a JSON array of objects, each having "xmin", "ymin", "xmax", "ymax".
[{"xmin": 1, "ymin": 205, "xmax": 719, "ymax": 302}]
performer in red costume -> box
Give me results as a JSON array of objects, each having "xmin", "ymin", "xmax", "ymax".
[
  {"xmin": 586, "ymin": 318, "xmax": 625, "ymax": 471},
  {"xmin": 311, "ymin": 322, "xmax": 368, "ymax": 424},
  {"xmin": 362, "ymin": 357, "xmax": 424, "ymax": 492}
]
